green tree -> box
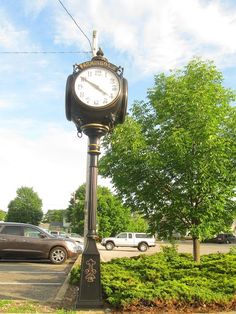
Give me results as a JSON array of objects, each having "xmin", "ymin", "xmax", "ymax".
[
  {"xmin": 6, "ymin": 186, "xmax": 43, "ymax": 225},
  {"xmin": 0, "ymin": 209, "xmax": 6, "ymax": 221},
  {"xmin": 100, "ymin": 58, "xmax": 236, "ymax": 262},
  {"xmin": 126, "ymin": 213, "xmax": 148, "ymax": 233},
  {"xmin": 97, "ymin": 186, "xmax": 140, "ymax": 238},
  {"xmin": 66, "ymin": 185, "xmax": 86, "ymax": 235},
  {"xmin": 66, "ymin": 184, "xmax": 147, "ymax": 237},
  {"xmin": 42, "ymin": 209, "xmax": 65, "ymax": 223}
]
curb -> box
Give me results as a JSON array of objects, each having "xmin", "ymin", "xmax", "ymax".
[
  {"xmin": 54, "ymin": 246, "xmax": 105, "ymax": 303},
  {"xmin": 54, "ymin": 255, "xmax": 82, "ymax": 302}
]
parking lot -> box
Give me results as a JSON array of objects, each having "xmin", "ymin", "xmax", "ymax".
[
  {"xmin": 0, "ymin": 241, "xmax": 235, "ymax": 302},
  {"xmin": 99, "ymin": 241, "xmax": 236, "ymax": 262},
  {"xmin": 0, "ymin": 259, "xmax": 74, "ymax": 302}
]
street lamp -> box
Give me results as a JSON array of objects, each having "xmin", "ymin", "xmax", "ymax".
[{"xmin": 65, "ymin": 48, "xmax": 128, "ymax": 308}]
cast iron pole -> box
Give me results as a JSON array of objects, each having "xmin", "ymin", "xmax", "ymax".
[{"xmin": 77, "ymin": 124, "xmax": 109, "ymax": 308}]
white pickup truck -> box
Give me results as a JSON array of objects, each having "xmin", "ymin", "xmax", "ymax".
[{"xmin": 101, "ymin": 232, "xmax": 156, "ymax": 252}]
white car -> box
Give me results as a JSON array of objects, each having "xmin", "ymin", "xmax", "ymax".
[
  {"xmin": 50, "ymin": 231, "xmax": 84, "ymax": 251},
  {"xmin": 50, "ymin": 231, "xmax": 69, "ymax": 238},
  {"xmin": 68, "ymin": 233, "xmax": 84, "ymax": 243},
  {"xmin": 68, "ymin": 233, "xmax": 84, "ymax": 251}
]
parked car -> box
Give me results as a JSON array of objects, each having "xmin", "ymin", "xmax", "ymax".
[
  {"xmin": 214, "ymin": 233, "xmax": 236, "ymax": 244},
  {"xmin": 50, "ymin": 230, "xmax": 84, "ymax": 251},
  {"xmin": 0, "ymin": 222, "xmax": 81, "ymax": 264},
  {"xmin": 204, "ymin": 233, "xmax": 236, "ymax": 244},
  {"xmin": 101, "ymin": 232, "xmax": 156, "ymax": 252},
  {"xmin": 68, "ymin": 233, "xmax": 84, "ymax": 243},
  {"xmin": 50, "ymin": 230, "xmax": 69, "ymax": 238}
]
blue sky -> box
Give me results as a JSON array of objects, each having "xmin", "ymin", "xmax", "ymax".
[{"xmin": 0, "ymin": 0, "xmax": 236, "ymax": 212}]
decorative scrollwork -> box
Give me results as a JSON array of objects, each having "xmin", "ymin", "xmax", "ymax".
[{"xmin": 85, "ymin": 258, "xmax": 97, "ymax": 282}]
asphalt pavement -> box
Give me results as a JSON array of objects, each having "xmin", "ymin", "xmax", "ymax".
[
  {"xmin": 99, "ymin": 240, "xmax": 236, "ymax": 262},
  {"xmin": 0, "ymin": 259, "xmax": 74, "ymax": 302}
]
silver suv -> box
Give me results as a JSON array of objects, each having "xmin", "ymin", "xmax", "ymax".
[{"xmin": 0, "ymin": 222, "xmax": 81, "ymax": 264}]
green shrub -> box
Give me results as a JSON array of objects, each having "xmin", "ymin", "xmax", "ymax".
[
  {"xmin": 229, "ymin": 246, "xmax": 236, "ymax": 255},
  {"xmin": 70, "ymin": 252, "xmax": 236, "ymax": 309},
  {"xmin": 160, "ymin": 243, "xmax": 179, "ymax": 259},
  {"xmin": 70, "ymin": 265, "xmax": 80, "ymax": 285}
]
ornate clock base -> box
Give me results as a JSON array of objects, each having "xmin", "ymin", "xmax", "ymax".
[{"xmin": 76, "ymin": 237, "xmax": 103, "ymax": 308}]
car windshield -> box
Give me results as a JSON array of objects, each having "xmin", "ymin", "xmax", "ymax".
[{"xmin": 37, "ymin": 226, "xmax": 53, "ymax": 237}]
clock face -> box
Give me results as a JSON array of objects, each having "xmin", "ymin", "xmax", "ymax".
[{"xmin": 74, "ymin": 67, "xmax": 120, "ymax": 107}]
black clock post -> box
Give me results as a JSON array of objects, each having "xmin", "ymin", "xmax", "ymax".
[
  {"xmin": 65, "ymin": 49, "xmax": 127, "ymax": 308},
  {"xmin": 76, "ymin": 123, "xmax": 108, "ymax": 308}
]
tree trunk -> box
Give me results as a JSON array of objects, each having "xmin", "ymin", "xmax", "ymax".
[{"xmin": 193, "ymin": 237, "xmax": 200, "ymax": 263}]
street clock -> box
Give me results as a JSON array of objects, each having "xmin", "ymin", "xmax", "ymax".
[
  {"xmin": 65, "ymin": 49, "xmax": 128, "ymax": 308},
  {"xmin": 65, "ymin": 49, "xmax": 128, "ymax": 132}
]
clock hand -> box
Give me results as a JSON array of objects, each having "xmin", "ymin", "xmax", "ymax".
[{"xmin": 81, "ymin": 76, "xmax": 109, "ymax": 96}]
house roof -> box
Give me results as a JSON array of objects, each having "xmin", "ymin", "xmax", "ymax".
[{"xmin": 49, "ymin": 221, "xmax": 63, "ymax": 228}]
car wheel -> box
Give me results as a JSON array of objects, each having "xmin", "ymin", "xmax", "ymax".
[
  {"xmin": 138, "ymin": 242, "xmax": 148, "ymax": 252},
  {"xmin": 105, "ymin": 242, "xmax": 114, "ymax": 250},
  {"xmin": 49, "ymin": 246, "xmax": 67, "ymax": 264}
]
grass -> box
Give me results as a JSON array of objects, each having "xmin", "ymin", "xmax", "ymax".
[{"xmin": 0, "ymin": 300, "xmax": 77, "ymax": 313}]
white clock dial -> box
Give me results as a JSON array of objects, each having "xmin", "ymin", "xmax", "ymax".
[{"xmin": 74, "ymin": 67, "xmax": 120, "ymax": 107}]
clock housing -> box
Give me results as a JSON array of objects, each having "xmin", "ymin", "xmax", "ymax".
[{"xmin": 66, "ymin": 57, "xmax": 127, "ymax": 130}]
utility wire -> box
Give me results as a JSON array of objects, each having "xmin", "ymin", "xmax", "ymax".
[
  {"xmin": 0, "ymin": 51, "xmax": 90, "ymax": 54},
  {"xmin": 57, "ymin": 0, "xmax": 93, "ymax": 53},
  {"xmin": 0, "ymin": 1, "xmax": 93, "ymax": 55}
]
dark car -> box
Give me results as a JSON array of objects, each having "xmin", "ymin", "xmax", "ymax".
[
  {"xmin": 205, "ymin": 233, "xmax": 236, "ymax": 244},
  {"xmin": 215, "ymin": 233, "xmax": 236, "ymax": 244},
  {"xmin": 0, "ymin": 222, "xmax": 81, "ymax": 264}
]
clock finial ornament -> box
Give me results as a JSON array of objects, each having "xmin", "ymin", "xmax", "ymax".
[
  {"xmin": 92, "ymin": 47, "xmax": 108, "ymax": 62},
  {"xmin": 97, "ymin": 47, "xmax": 104, "ymax": 57}
]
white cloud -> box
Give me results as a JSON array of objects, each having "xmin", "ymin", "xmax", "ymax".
[
  {"xmin": 0, "ymin": 99, "xmax": 11, "ymax": 109},
  {"xmin": 22, "ymin": 0, "xmax": 50, "ymax": 18},
  {"xmin": 0, "ymin": 125, "xmax": 88, "ymax": 212},
  {"xmin": 52, "ymin": 0, "xmax": 236, "ymax": 75},
  {"xmin": 0, "ymin": 8, "xmax": 36, "ymax": 51},
  {"xmin": 176, "ymin": 1, "xmax": 236, "ymax": 49}
]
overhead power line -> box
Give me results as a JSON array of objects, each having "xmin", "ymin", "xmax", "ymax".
[
  {"xmin": 0, "ymin": 51, "xmax": 90, "ymax": 54},
  {"xmin": 0, "ymin": 1, "xmax": 93, "ymax": 56},
  {"xmin": 57, "ymin": 0, "xmax": 93, "ymax": 53}
]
